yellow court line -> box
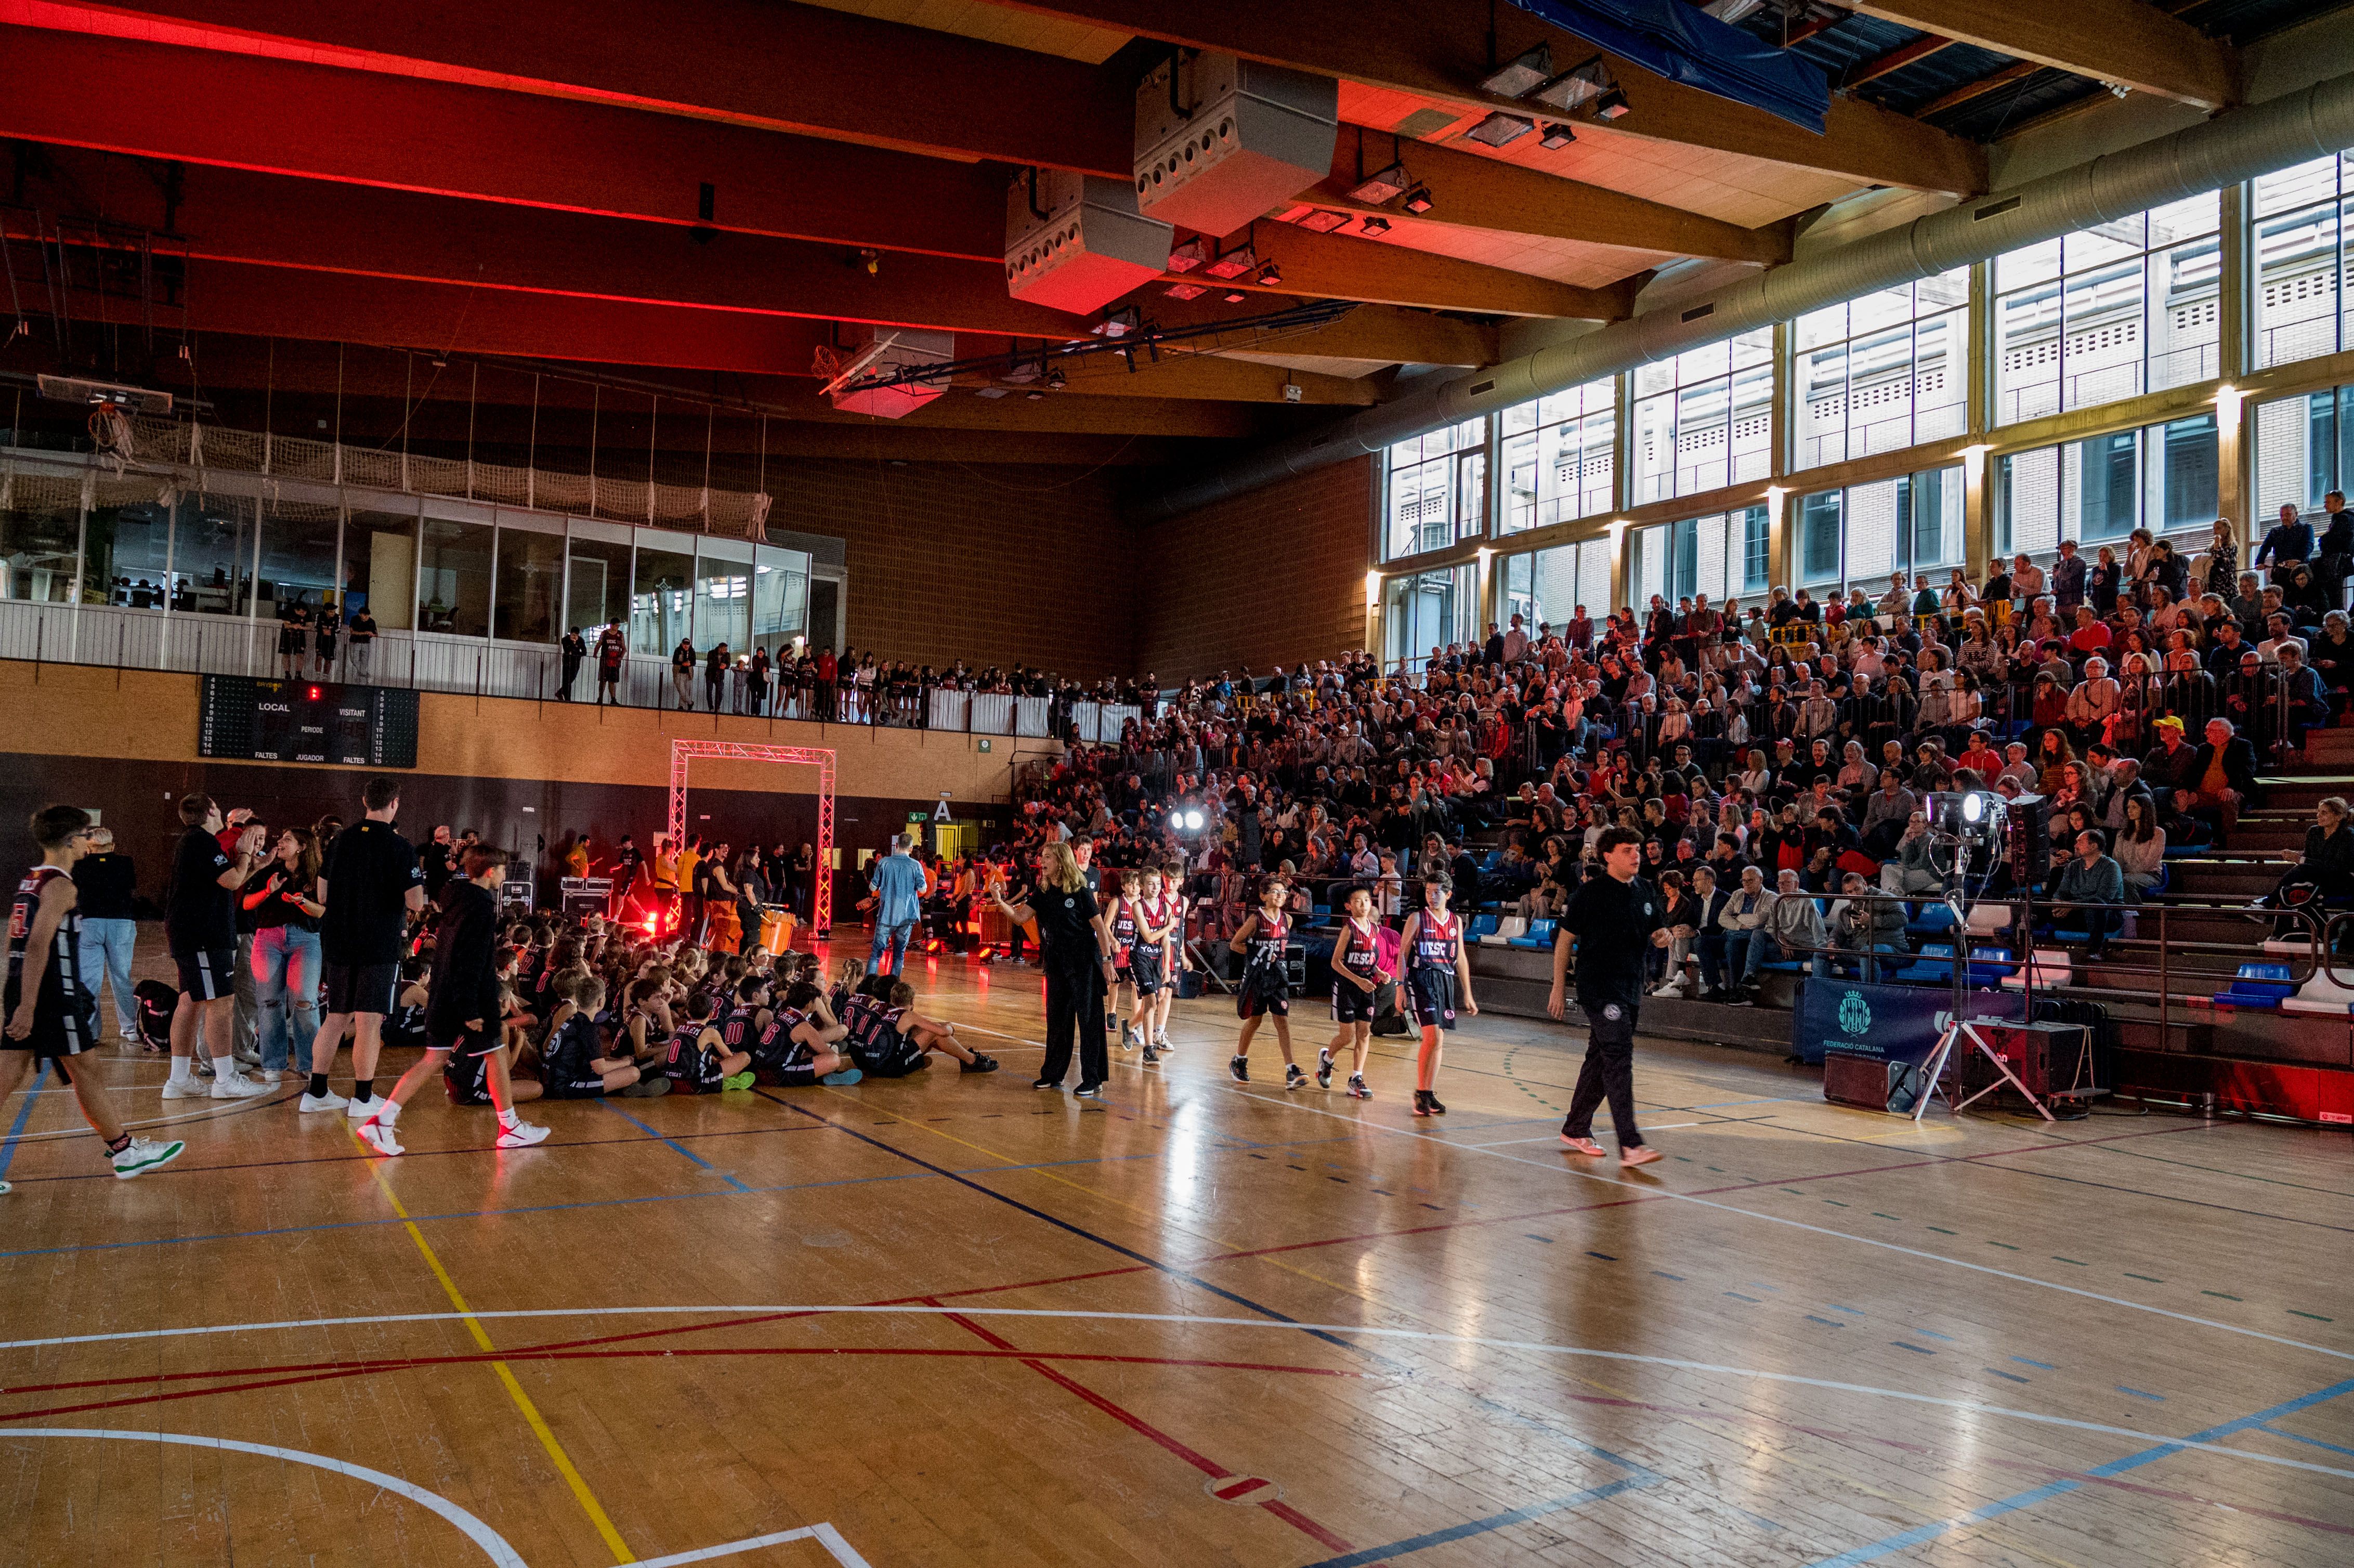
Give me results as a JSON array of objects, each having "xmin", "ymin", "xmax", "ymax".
[{"xmin": 360, "ymin": 1157, "xmax": 638, "ymax": 1564}]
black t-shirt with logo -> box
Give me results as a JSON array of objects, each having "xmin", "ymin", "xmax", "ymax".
[
  {"xmin": 166, "ymin": 828, "xmax": 236, "ymax": 955},
  {"xmin": 1559, "ymin": 872, "xmax": 1664, "ymax": 1013},
  {"xmin": 320, "ymin": 820, "xmax": 425, "ymax": 965}
]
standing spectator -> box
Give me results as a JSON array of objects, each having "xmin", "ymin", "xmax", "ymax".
[
  {"xmin": 277, "ymin": 592, "xmax": 311, "ymax": 678},
  {"xmin": 419, "ymin": 825, "xmax": 456, "ymax": 902},
  {"xmin": 558, "ymin": 626, "xmax": 587, "ymax": 701},
  {"xmin": 317, "ymin": 778, "xmax": 427, "ymax": 1117},
  {"xmin": 2204, "ymin": 517, "xmax": 2240, "ymax": 598},
  {"xmin": 2051, "ymin": 539, "xmax": 2087, "ymax": 612},
  {"xmin": 345, "ymin": 602, "xmax": 378, "ymax": 685},
  {"xmin": 595, "ymin": 622, "xmax": 626, "ymax": 706},
  {"xmin": 71, "ymin": 826, "xmax": 140, "ymax": 1043},
  {"xmin": 161, "ymin": 794, "xmax": 270, "ymax": 1101},
  {"xmin": 243, "ymin": 827, "xmax": 325, "ymax": 1086},
  {"xmin": 672, "ymin": 634, "xmax": 698, "ymax": 709},
  {"xmin": 816, "ymin": 645, "xmax": 839, "ymax": 720},
  {"xmin": 705, "ymin": 641, "xmax": 731, "ymax": 712},
  {"xmin": 990, "ymin": 841, "xmax": 1117, "ymax": 1098},
  {"xmin": 2256, "ymin": 502, "xmax": 2313, "ymax": 585},
  {"xmin": 867, "ymin": 834, "xmax": 928, "ymax": 978}
]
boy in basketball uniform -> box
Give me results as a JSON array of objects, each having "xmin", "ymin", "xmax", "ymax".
[
  {"xmin": 1106, "ymin": 870, "xmax": 1143, "ymax": 1047},
  {"xmin": 750, "ymin": 981, "xmax": 861, "ymax": 1087},
  {"xmin": 1401, "ymin": 874, "xmax": 1477, "ymax": 1117},
  {"xmin": 1, "ymin": 806, "xmax": 185, "ymax": 1188},
  {"xmin": 539, "ymin": 976, "xmax": 655, "ymax": 1100},
  {"xmin": 1322, "ymin": 883, "xmax": 1382, "ymax": 1101},
  {"xmin": 663, "ymin": 992, "xmax": 753, "ymax": 1094},
  {"xmin": 1228, "ymin": 877, "xmax": 1301, "ymax": 1087},
  {"xmin": 1149, "ymin": 858, "xmax": 1186, "ymax": 1055}
]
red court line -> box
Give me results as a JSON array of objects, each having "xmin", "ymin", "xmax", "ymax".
[{"xmin": 930, "ymin": 1300, "xmax": 1371, "ymax": 1561}]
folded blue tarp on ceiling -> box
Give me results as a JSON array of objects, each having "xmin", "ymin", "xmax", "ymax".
[{"xmin": 1507, "ymin": 0, "xmax": 1830, "ymax": 134}]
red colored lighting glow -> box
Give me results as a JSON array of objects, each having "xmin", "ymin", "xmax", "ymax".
[{"xmin": 308, "ymin": 686, "xmax": 322, "ymax": 699}]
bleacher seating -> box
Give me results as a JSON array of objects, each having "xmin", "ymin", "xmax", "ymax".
[{"xmin": 2212, "ymin": 962, "xmax": 2296, "ymax": 1009}]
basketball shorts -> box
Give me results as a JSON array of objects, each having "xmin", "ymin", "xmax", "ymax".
[
  {"xmin": 173, "ymin": 948, "xmax": 238, "ymax": 1002},
  {"xmin": 1406, "ymin": 969, "xmax": 1458, "ymax": 1031}
]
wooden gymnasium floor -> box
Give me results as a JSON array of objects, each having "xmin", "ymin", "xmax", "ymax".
[{"xmin": 2, "ymin": 939, "xmax": 2351, "ymax": 1568}]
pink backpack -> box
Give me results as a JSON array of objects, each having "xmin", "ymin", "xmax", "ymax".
[{"xmin": 1372, "ymin": 923, "xmax": 1403, "ymax": 980}]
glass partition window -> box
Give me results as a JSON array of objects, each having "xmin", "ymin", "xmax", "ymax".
[
  {"xmin": 1380, "ymin": 564, "xmax": 1475, "ymax": 668},
  {"xmin": 1500, "ymin": 379, "xmax": 1614, "ymax": 533},
  {"xmin": 752, "ymin": 544, "xmax": 810, "ymax": 658},
  {"xmin": 255, "ymin": 502, "xmax": 342, "ymax": 628},
  {"xmin": 1383, "ymin": 420, "xmax": 1487, "ymax": 560},
  {"xmin": 83, "ymin": 501, "xmax": 172, "ymax": 607},
  {"xmin": 416, "ymin": 517, "xmax": 492, "ymax": 636},
  {"xmin": 491, "ymin": 520, "xmax": 564, "ymax": 644},
  {"xmin": 1631, "ymin": 507, "xmax": 1770, "ymax": 608},
  {"xmin": 629, "ymin": 535, "xmax": 694, "ymax": 655},
  {"xmin": 2253, "ymin": 152, "xmax": 2354, "ymax": 370},
  {"xmin": 1797, "ymin": 468, "xmax": 1966, "ymax": 596},
  {"xmin": 1631, "ymin": 329, "xmax": 1773, "ymax": 505},
  {"xmin": 344, "ymin": 509, "xmax": 417, "ymax": 631},
  {"xmin": 2252, "ymin": 385, "xmax": 2354, "ymax": 521},
  {"xmin": 1, "ymin": 496, "xmax": 81, "ymax": 603},
  {"xmin": 171, "ymin": 494, "xmax": 258, "ymax": 618},
  {"xmin": 1793, "ymin": 271, "xmax": 1967, "ymax": 470},
  {"xmin": 1994, "ymin": 192, "xmax": 2220, "ymax": 425},
  {"xmin": 1996, "ymin": 416, "xmax": 2218, "ymax": 557},
  {"xmin": 693, "ymin": 539, "xmax": 753, "ymax": 653},
  {"xmin": 1501, "ymin": 540, "xmax": 1613, "ymax": 633}
]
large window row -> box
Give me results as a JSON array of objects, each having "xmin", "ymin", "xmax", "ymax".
[
  {"xmin": 0, "ymin": 493, "xmax": 813, "ymax": 656},
  {"xmin": 1795, "ymin": 466, "xmax": 1965, "ymax": 598},
  {"xmin": 1994, "ymin": 414, "xmax": 2218, "ymax": 558}
]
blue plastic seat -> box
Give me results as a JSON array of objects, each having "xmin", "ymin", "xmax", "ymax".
[
  {"xmin": 2213, "ymin": 962, "xmax": 2296, "ymax": 1009},
  {"xmin": 1467, "ymin": 913, "xmax": 1499, "ymax": 939},
  {"xmin": 1893, "ymin": 943, "xmax": 1955, "ymax": 984},
  {"xmin": 1507, "ymin": 919, "xmax": 1557, "ymax": 949}
]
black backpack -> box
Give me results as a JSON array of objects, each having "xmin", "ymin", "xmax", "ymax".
[{"xmin": 134, "ymin": 980, "xmax": 179, "ymax": 1049}]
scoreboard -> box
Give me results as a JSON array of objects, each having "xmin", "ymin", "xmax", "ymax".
[{"xmin": 199, "ymin": 676, "xmax": 420, "ymax": 769}]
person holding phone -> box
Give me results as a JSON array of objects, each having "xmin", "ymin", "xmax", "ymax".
[
  {"xmin": 243, "ymin": 828, "xmax": 326, "ymax": 1084},
  {"xmin": 163, "ymin": 794, "xmax": 271, "ymax": 1101}
]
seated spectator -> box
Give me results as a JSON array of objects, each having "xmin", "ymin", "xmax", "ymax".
[
  {"xmin": 1718, "ymin": 865, "xmax": 1774, "ymax": 1000},
  {"xmin": 2115, "ymin": 795, "xmax": 2167, "ymax": 897},
  {"xmin": 1879, "ymin": 812, "xmax": 1943, "ymax": 898},
  {"xmin": 2176, "ymin": 716, "xmax": 2262, "ymax": 846},
  {"xmin": 1830, "ymin": 871, "xmax": 1907, "ymax": 983},
  {"xmin": 2048, "ymin": 828, "xmax": 2126, "ymax": 961},
  {"xmin": 2264, "ymin": 795, "xmax": 2354, "ymax": 941}
]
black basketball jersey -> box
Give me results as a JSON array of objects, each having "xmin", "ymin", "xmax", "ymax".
[
  {"xmin": 5, "ymin": 865, "xmax": 82, "ymax": 1018},
  {"xmin": 1410, "ymin": 911, "xmax": 1459, "ymax": 972},
  {"xmin": 1246, "ymin": 911, "xmax": 1287, "ymax": 969},
  {"xmin": 1338, "ymin": 917, "xmax": 1380, "ymax": 979}
]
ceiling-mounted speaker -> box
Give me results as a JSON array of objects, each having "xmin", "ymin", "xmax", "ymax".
[
  {"xmin": 1004, "ymin": 167, "xmax": 1173, "ymax": 315},
  {"xmin": 1134, "ymin": 51, "xmax": 1337, "ymax": 238},
  {"xmin": 824, "ymin": 326, "xmax": 957, "ymax": 420}
]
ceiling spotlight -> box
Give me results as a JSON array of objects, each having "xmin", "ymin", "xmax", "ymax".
[
  {"xmin": 1163, "ymin": 281, "xmax": 1208, "ymax": 300},
  {"xmin": 1203, "ymin": 243, "xmax": 1257, "ymax": 280},
  {"xmin": 1529, "ymin": 56, "xmax": 1611, "ymax": 113},
  {"xmin": 974, "ymin": 386, "xmax": 1011, "ymax": 399},
  {"xmin": 1093, "ymin": 307, "xmax": 1141, "ymax": 338},
  {"xmin": 1359, "ymin": 215, "xmax": 1391, "ymax": 237},
  {"xmin": 1256, "ymin": 258, "xmax": 1281, "ymax": 286},
  {"xmin": 1347, "ymin": 162, "xmax": 1413, "ymax": 205},
  {"xmin": 1402, "ymin": 186, "xmax": 1435, "ymax": 214},
  {"xmin": 1593, "ymin": 88, "xmax": 1631, "ymax": 121},
  {"xmin": 1045, "ymin": 367, "xmax": 1066, "ymax": 391},
  {"xmin": 1222, "ymin": 290, "xmax": 1248, "ymax": 303},
  {"xmin": 1024, "ymin": 389, "xmax": 1047, "ymax": 400},
  {"xmin": 1539, "ymin": 122, "xmax": 1577, "ymax": 149},
  {"xmin": 1167, "ymin": 237, "xmax": 1208, "ymax": 273},
  {"xmin": 1477, "ymin": 41, "xmax": 1553, "ymax": 99},
  {"xmin": 1294, "ymin": 208, "xmax": 1350, "ymax": 233},
  {"xmin": 1464, "ymin": 111, "xmax": 1535, "ymax": 148}
]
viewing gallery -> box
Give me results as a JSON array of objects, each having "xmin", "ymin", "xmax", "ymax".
[{"xmin": 3, "ymin": 3, "xmax": 2353, "ymax": 1566}]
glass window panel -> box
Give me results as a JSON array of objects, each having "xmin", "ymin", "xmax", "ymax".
[
  {"xmin": 752, "ymin": 545, "xmax": 809, "ymax": 658},
  {"xmin": 1847, "ymin": 282, "xmax": 1915, "ymax": 338},
  {"xmin": 1914, "ymin": 311, "xmax": 1968, "ymax": 445},
  {"xmin": 1632, "ymin": 391, "xmax": 1676, "ymax": 506},
  {"xmin": 1996, "ymin": 281, "xmax": 2062, "ymax": 425},
  {"xmin": 1798, "ymin": 491, "xmax": 1841, "ymax": 585},
  {"xmin": 1844, "ymin": 479, "xmax": 1899, "ymax": 592},
  {"xmin": 84, "ymin": 501, "xmax": 172, "ymax": 609},
  {"xmin": 1997, "ymin": 237, "xmax": 2063, "ymax": 294},
  {"xmin": 416, "ymin": 517, "xmax": 491, "ymax": 637},
  {"xmin": 2255, "ymin": 195, "xmax": 2344, "ymax": 369},
  {"xmin": 0, "ymin": 493, "xmax": 80, "ymax": 604},
  {"xmin": 1675, "ymin": 338, "xmax": 1732, "ymax": 385},
  {"xmin": 2064, "ymin": 214, "xmax": 2146, "ymax": 271},
  {"xmin": 1793, "ymin": 301, "xmax": 1846, "ymax": 352},
  {"xmin": 1455, "ymin": 449, "xmax": 1487, "ymax": 541},
  {"xmin": 1795, "ymin": 337, "xmax": 1849, "ymax": 471},
  {"xmin": 171, "ymin": 494, "xmax": 259, "ymax": 618},
  {"xmin": 491, "ymin": 523, "xmax": 564, "ymax": 643},
  {"xmin": 2060, "ymin": 257, "xmax": 2147, "ymax": 411},
  {"xmin": 630, "ymin": 537, "xmax": 694, "ymax": 656},
  {"xmin": 693, "ymin": 539, "xmax": 753, "ymax": 652},
  {"xmin": 2255, "ymin": 152, "xmax": 2340, "ymax": 219},
  {"xmin": 1918, "ymin": 266, "xmax": 1970, "ymax": 313},
  {"xmin": 1579, "ymin": 539, "xmax": 1613, "ymax": 617},
  {"xmin": 1742, "ymin": 507, "xmax": 1771, "ymax": 593},
  {"xmin": 1730, "ymin": 328, "xmax": 1774, "ymax": 371},
  {"xmin": 1913, "ymin": 468, "xmax": 1965, "ymax": 571},
  {"xmin": 563, "ymin": 531, "xmax": 632, "ymax": 639},
  {"xmin": 254, "ymin": 502, "xmax": 341, "ymax": 629},
  {"xmin": 2148, "ymin": 190, "xmax": 2218, "ymax": 247},
  {"xmin": 1381, "ymin": 565, "xmax": 1475, "ymax": 668},
  {"xmin": 344, "ymin": 509, "xmax": 416, "ymax": 632},
  {"xmin": 2156, "ymin": 413, "xmax": 2218, "ymax": 532},
  {"xmin": 2149, "ymin": 238, "xmax": 2221, "ymax": 392},
  {"xmin": 2073, "ymin": 432, "xmax": 2139, "ymax": 542}
]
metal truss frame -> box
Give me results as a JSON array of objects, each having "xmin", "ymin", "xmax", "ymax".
[{"xmin": 666, "ymin": 739, "xmax": 836, "ymax": 936}]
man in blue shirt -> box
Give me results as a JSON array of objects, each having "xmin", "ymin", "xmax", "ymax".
[
  {"xmin": 2256, "ymin": 502, "xmax": 2314, "ymax": 585},
  {"xmin": 867, "ymin": 835, "xmax": 928, "ymax": 978}
]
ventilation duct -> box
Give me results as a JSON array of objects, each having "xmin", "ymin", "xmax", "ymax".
[{"xmin": 1139, "ymin": 68, "xmax": 2354, "ymax": 520}]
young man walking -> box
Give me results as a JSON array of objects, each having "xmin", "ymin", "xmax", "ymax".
[
  {"xmin": 312, "ymin": 776, "xmax": 428, "ymax": 1117},
  {"xmin": 1, "ymin": 806, "xmax": 185, "ymax": 1191},
  {"xmin": 358, "ymin": 846, "xmax": 548, "ymax": 1155},
  {"xmin": 163, "ymin": 794, "xmax": 273, "ymax": 1100},
  {"xmin": 1547, "ymin": 827, "xmax": 1670, "ymax": 1167}
]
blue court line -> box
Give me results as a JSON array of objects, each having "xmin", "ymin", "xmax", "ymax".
[
  {"xmin": 1806, "ymin": 1376, "xmax": 2354, "ymax": 1566},
  {"xmin": 1294, "ymin": 1474, "xmax": 1657, "ymax": 1568},
  {"xmin": 0, "ymin": 1064, "xmax": 48, "ymax": 1184},
  {"xmin": 2259, "ymin": 1423, "xmax": 2354, "ymax": 1458},
  {"xmin": 2116, "ymin": 1386, "xmax": 2166, "ymax": 1402},
  {"xmin": 600, "ymin": 1101, "xmax": 751, "ymax": 1191},
  {"xmin": 2013, "ymin": 1356, "xmax": 2059, "ymax": 1369}
]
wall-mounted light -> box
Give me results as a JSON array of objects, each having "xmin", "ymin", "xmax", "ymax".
[
  {"xmin": 1365, "ymin": 569, "xmax": 1382, "ymax": 606},
  {"xmin": 1764, "ymin": 485, "xmax": 1789, "ymax": 511},
  {"xmin": 1958, "ymin": 442, "xmax": 1993, "ymax": 478},
  {"xmin": 2216, "ymin": 382, "xmax": 2244, "ymax": 414}
]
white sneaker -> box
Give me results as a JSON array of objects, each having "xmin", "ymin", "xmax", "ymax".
[
  {"xmin": 232, "ymin": 1047, "xmax": 261, "ymax": 1069},
  {"xmin": 211, "ymin": 1070, "xmax": 273, "ymax": 1100},
  {"xmin": 112, "ymin": 1136, "xmax": 186, "ymax": 1179},
  {"xmin": 495, "ymin": 1120, "xmax": 552, "ymax": 1148},
  {"xmin": 1649, "ymin": 981, "xmax": 1683, "ymax": 998},
  {"xmin": 298, "ymin": 1090, "xmax": 349, "ymax": 1114},
  {"xmin": 357, "ymin": 1116, "xmax": 404, "ymax": 1157},
  {"xmin": 345, "ymin": 1094, "xmax": 382, "ymax": 1119},
  {"xmin": 162, "ymin": 1076, "xmax": 208, "ymax": 1100}
]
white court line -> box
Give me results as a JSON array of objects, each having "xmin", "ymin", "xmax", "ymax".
[
  {"xmin": 1, "ymin": 1083, "xmax": 301, "ymax": 1143},
  {"xmin": 0, "ymin": 1429, "xmax": 872, "ymax": 1566},
  {"xmin": 1, "ymin": 1304, "xmax": 2344, "ymax": 1484}
]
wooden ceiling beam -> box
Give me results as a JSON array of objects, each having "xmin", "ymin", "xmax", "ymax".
[{"xmin": 1847, "ymin": 1, "xmax": 2240, "ymax": 109}]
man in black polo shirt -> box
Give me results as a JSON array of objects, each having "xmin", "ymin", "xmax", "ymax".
[
  {"xmin": 419, "ymin": 825, "xmax": 455, "ymax": 901},
  {"xmin": 312, "ymin": 776, "xmax": 427, "ymax": 1119},
  {"xmin": 1547, "ymin": 826, "xmax": 1669, "ymax": 1167},
  {"xmin": 162, "ymin": 793, "xmax": 269, "ymax": 1100}
]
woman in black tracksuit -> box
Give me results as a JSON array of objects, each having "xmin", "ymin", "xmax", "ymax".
[{"xmin": 992, "ymin": 840, "xmax": 1117, "ymax": 1100}]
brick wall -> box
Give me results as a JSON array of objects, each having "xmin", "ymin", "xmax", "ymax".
[
  {"xmin": 1134, "ymin": 457, "xmax": 1374, "ymax": 681},
  {"xmin": 768, "ymin": 458, "xmax": 1137, "ymax": 676}
]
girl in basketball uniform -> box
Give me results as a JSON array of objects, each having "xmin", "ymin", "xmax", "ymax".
[
  {"xmin": 540, "ymin": 976, "xmax": 659, "ymax": 1099},
  {"xmin": 663, "ymin": 991, "xmax": 752, "ymax": 1094},
  {"xmin": 1400, "ymin": 875, "xmax": 1477, "ymax": 1116},
  {"xmin": 1323, "ymin": 884, "xmax": 1382, "ymax": 1100},
  {"xmin": 1228, "ymin": 877, "xmax": 1301, "ymax": 1087},
  {"xmin": 751, "ymin": 980, "xmax": 861, "ymax": 1087},
  {"xmin": 1129, "ymin": 866, "xmax": 1171, "ymax": 1064},
  {"xmin": 1150, "ymin": 857, "xmax": 1186, "ymax": 1054},
  {"xmin": 1107, "ymin": 870, "xmax": 1143, "ymax": 1047}
]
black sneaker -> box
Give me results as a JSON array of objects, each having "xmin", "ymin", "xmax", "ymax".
[
  {"xmin": 1411, "ymin": 1089, "xmax": 1434, "ymax": 1117},
  {"xmin": 1346, "ymin": 1074, "xmax": 1370, "ymax": 1100},
  {"xmin": 1141, "ymin": 1044, "xmax": 1161, "ymax": 1065},
  {"xmin": 1285, "ymin": 1063, "xmax": 1309, "ymax": 1091},
  {"xmin": 1698, "ymin": 986, "xmax": 1726, "ymax": 1002},
  {"xmin": 1727, "ymin": 989, "xmax": 1756, "ymax": 1007},
  {"xmin": 1071, "ymin": 1082, "xmax": 1104, "ymax": 1101},
  {"xmin": 1229, "ymin": 1054, "xmax": 1250, "ymax": 1083},
  {"xmin": 1033, "ymin": 1076, "xmax": 1062, "ymax": 1090},
  {"xmin": 961, "ymin": 1054, "xmax": 999, "ymax": 1074},
  {"xmin": 1315, "ymin": 1048, "xmax": 1335, "ymax": 1089},
  {"xmin": 1426, "ymin": 1093, "xmax": 1447, "ymax": 1114}
]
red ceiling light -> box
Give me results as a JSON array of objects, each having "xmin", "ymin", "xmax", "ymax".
[
  {"xmin": 1203, "ymin": 244, "xmax": 1258, "ymax": 280},
  {"xmin": 1293, "ymin": 208, "xmax": 1350, "ymax": 234},
  {"xmin": 1166, "ymin": 237, "xmax": 1209, "ymax": 273},
  {"xmin": 1346, "ymin": 162, "xmax": 1412, "ymax": 204},
  {"xmin": 1163, "ymin": 281, "xmax": 1208, "ymax": 299}
]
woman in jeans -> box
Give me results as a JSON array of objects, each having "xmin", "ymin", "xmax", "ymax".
[
  {"xmin": 242, "ymin": 827, "xmax": 325, "ymax": 1083},
  {"xmin": 71, "ymin": 827, "xmax": 142, "ymax": 1042}
]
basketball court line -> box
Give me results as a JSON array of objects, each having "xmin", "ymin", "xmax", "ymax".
[
  {"xmin": 6, "ymin": 1303, "xmax": 2346, "ymax": 1482},
  {"xmin": 0, "ymin": 1429, "xmax": 874, "ymax": 1568}
]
